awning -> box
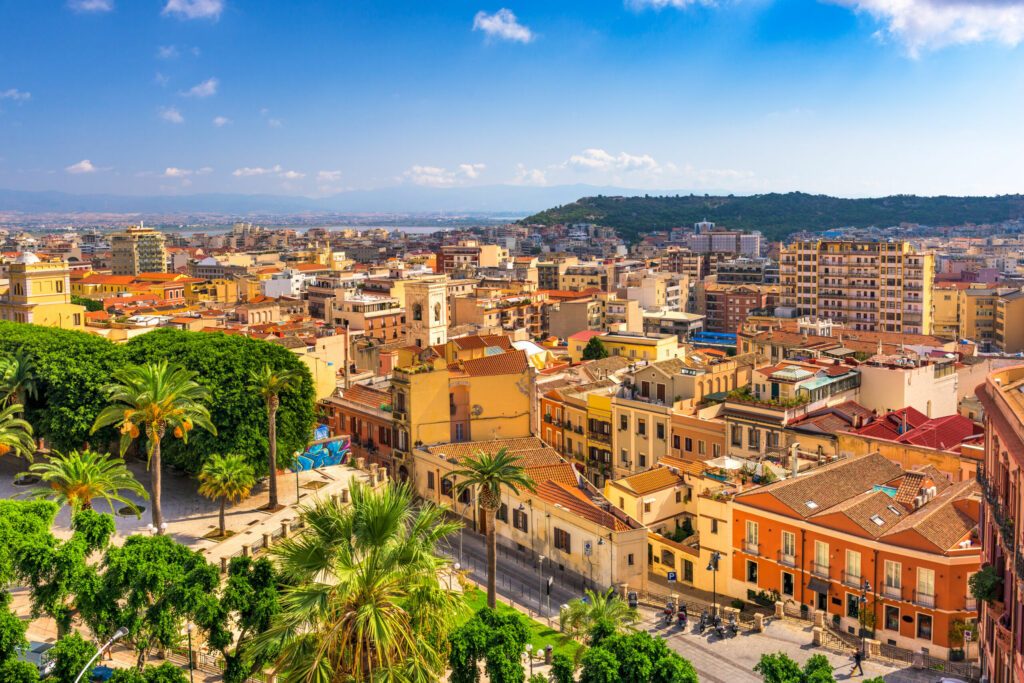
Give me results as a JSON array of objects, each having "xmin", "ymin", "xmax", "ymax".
[{"xmin": 807, "ymin": 577, "xmax": 830, "ymax": 595}]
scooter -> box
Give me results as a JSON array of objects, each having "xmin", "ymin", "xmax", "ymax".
[
  {"xmin": 726, "ymin": 614, "xmax": 738, "ymax": 637},
  {"xmin": 714, "ymin": 614, "xmax": 727, "ymax": 639},
  {"xmin": 676, "ymin": 604, "xmax": 688, "ymax": 629},
  {"xmin": 663, "ymin": 601, "xmax": 676, "ymax": 625},
  {"xmin": 696, "ymin": 609, "xmax": 708, "ymax": 634}
]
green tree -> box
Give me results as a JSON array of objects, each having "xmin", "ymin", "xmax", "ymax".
[
  {"xmin": 454, "ymin": 447, "xmax": 536, "ymax": 609},
  {"xmin": 754, "ymin": 652, "xmax": 803, "ymax": 683},
  {"xmin": 560, "ymin": 588, "xmax": 639, "ymax": 642},
  {"xmin": 92, "ymin": 360, "xmax": 216, "ymax": 533},
  {"xmin": 580, "ymin": 647, "xmax": 619, "ymax": 683},
  {"xmin": 581, "ymin": 337, "xmax": 608, "ymax": 361},
  {"xmin": 42, "ymin": 632, "xmax": 97, "ymax": 683},
  {"xmin": 108, "ymin": 663, "xmax": 189, "ymax": 683},
  {"xmin": 0, "ymin": 593, "xmax": 28, "ymax": 664},
  {"xmin": 247, "ymin": 364, "xmax": 302, "ymax": 510},
  {"xmin": 0, "ymin": 499, "xmax": 59, "ymax": 587},
  {"xmin": 577, "ymin": 632, "xmax": 696, "ymax": 683},
  {"xmin": 79, "ymin": 534, "xmax": 222, "ymax": 670},
  {"xmin": 0, "ymin": 350, "xmax": 37, "ymax": 408},
  {"xmin": 251, "ymin": 482, "xmax": 464, "ymax": 682},
  {"xmin": 801, "ymin": 654, "xmax": 835, "ymax": 683},
  {"xmin": 0, "ymin": 402, "xmax": 35, "ymax": 461},
  {"xmin": 0, "ymin": 660, "xmax": 39, "ymax": 683},
  {"xmin": 123, "ymin": 329, "xmax": 315, "ymax": 476},
  {"xmin": 71, "ymin": 295, "xmax": 104, "ymax": 313},
  {"xmin": 28, "ymin": 449, "xmax": 147, "ymax": 515},
  {"xmin": 970, "ymin": 564, "xmax": 1001, "ymax": 604},
  {"xmin": 449, "ymin": 608, "xmax": 531, "ymax": 683},
  {"xmin": 197, "ymin": 454, "xmax": 255, "ymax": 538},
  {"xmin": 551, "ymin": 652, "xmax": 576, "ymax": 683},
  {"xmin": 216, "ymin": 557, "xmax": 280, "ymax": 683}
]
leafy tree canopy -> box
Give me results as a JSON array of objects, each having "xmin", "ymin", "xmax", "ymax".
[
  {"xmin": 71, "ymin": 296, "xmax": 105, "ymax": 313},
  {"xmin": 42, "ymin": 632, "xmax": 97, "ymax": 683},
  {"xmin": 108, "ymin": 663, "xmax": 189, "ymax": 683},
  {"xmin": 579, "ymin": 632, "xmax": 697, "ymax": 683},
  {"xmin": 754, "ymin": 652, "xmax": 836, "ymax": 683},
  {"xmin": 581, "ymin": 337, "xmax": 609, "ymax": 361}
]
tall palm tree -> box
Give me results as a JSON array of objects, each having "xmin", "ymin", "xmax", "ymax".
[
  {"xmin": 559, "ymin": 588, "xmax": 640, "ymax": 642},
  {"xmin": 0, "ymin": 401, "xmax": 36, "ymax": 460},
  {"xmin": 91, "ymin": 360, "xmax": 216, "ymax": 533},
  {"xmin": 248, "ymin": 365, "xmax": 302, "ymax": 510},
  {"xmin": 250, "ymin": 482, "xmax": 464, "ymax": 682},
  {"xmin": 454, "ymin": 447, "xmax": 536, "ymax": 609},
  {"xmin": 0, "ymin": 349, "xmax": 36, "ymax": 408},
  {"xmin": 198, "ymin": 453, "xmax": 256, "ymax": 538},
  {"xmin": 27, "ymin": 449, "xmax": 148, "ymax": 515}
]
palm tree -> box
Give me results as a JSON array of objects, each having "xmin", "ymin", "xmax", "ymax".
[
  {"xmin": 0, "ymin": 402, "xmax": 36, "ymax": 461},
  {"xmin": 454, "ymin": 447, "xmax": 536, "ymax": 609},
  {"xmin": 250, "ymin": 482, "xmax": 464, "ymax": 682},
  {"xmin": 0, "ymin": 349, "xmax": 36, "ymax": 408},
  {"xmin": 248, "ymin": 364, "xmax": 302, "ymax": 510},
  {"xmin": 91, "ymin": 361, "xmax": 216, "ymax": 533},
  {"xmin": 27, "ymin": 449, "xmax": 148, "ymax": 515},
  {"xmin": 559, "ymin": 588, "xmax": 640, "ymax": 642},
  {"xmin": 198, "ymin": 453, "xmax": 256, "ymax": 538}
]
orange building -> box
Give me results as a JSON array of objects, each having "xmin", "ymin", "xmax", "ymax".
[
  {"xmin": 732, "ymin": 453, "xmax": 980, "ymax": 657},
  {"xmin": 320, "ymin": 383, "xmax": 395, "ymax": 471}
]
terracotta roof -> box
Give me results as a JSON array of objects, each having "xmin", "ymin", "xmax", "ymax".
[
  {"xmin": 787, "ymin": 401, "xmax": 874, "ymax": 434},
  {"xmin": 881, "ymin": 479, "xmax": 979, "ymax": 551},
  {"xmin": 812, "ymin": 489, "xmax": 905, "ymax": 537},
  {"xmin": 452, "ymin": 334, "xmax": 514, "ymax": 351},
  {"xmin": 897, "ymin": 415, "xmax": 981, "ymax": 450},
  {"xmin": 614, "ymin": 467, "xmax": 686, "ymax": 495},
  {"xmin": 293, "ymin": 263, "xmax": 329, "ymax": 272},
  {"xmin": 526, "ymin": 463, "xmax": 580, "ymax": 488},
  {"xmin": 341, "ymin": 384, "xmax": 391, "ymax": 411},
  {"xmin": 568, "ymin": 330, "xmax": 604, "ymax": 342},
  {"xmin": 78, "ymin": 274, "xmax": 137, "ymax": 286},
  {"xmin": 534, "ymin": 481, "xmax": 630, "ymax": 532},
  {"xmin": 427, "ymin": 437, "xmax": 552, "ymax": 462},
  {"xmin": 453, "ymin": 349, "xmax": 529, "ymax": 377},
  {"xmin": 658, "ymin": 456, "xmax": 707, "ymax": 477}
]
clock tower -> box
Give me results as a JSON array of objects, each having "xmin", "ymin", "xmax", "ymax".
[{"xmin": 405, "ymin": 277, "xmax": 448, "ymax": 349}]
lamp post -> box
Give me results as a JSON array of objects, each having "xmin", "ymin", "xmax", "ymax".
[
  {"xmin": 73, "ymin": 627, "xmax": 129, "ymax": 683},
  {"xmin": 186, "ymin": 622, "xmax": 195, "ymax": 683},
  {"xmin": 294, "ymin": 450, "xmax": 302, "ymax": 503},
  {"xmin": 538, "ymin": 555, "xmax": 546, "ymax": 615},
  {"xmin": 525, "ymin": 643, "xmax": 534, "ymax": 676},
  {"xmin": 707, "ymin": 551, "xmax": 721, "ymax": 618},
  {"xmin": 858, "ymin": 579, "xmax": 872, "ymax": 657}
]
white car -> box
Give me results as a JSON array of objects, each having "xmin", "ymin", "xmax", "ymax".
[{"xmin": 18, "ymin": 641, "xmax": 56, "ymax": 676}]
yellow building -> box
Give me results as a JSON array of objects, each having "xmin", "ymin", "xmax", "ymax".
[
  {"xmin": 568, "ymin": 330, "xmax": 682, "ymax": 364},
  {"xmin": 957, "ymin": 286, "xmax": 1012, "ymax": 348},
  {"xmin": 186, "ymin": 278, "xmax": 240, "ymax": 305},
  {"xmin": 995, "ymin": 289, "xmax": 1024, "ymax": 353},
  {"xmin": 931, "ymin": 284, "xmax": 961, "ymax": 338},
  {"xmin": 0, "ymin": 253, "xmax": 85, "ymax": 329},
  {"xmin": 110, "ymin": 224, "xmax": 168, "ymax": 276}
]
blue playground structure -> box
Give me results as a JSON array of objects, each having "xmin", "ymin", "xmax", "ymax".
[{"xmin": 291, "ymin": 424, "xmax": 351, "ymax": 472}]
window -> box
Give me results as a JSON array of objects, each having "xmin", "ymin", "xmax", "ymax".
[
  {"xmin": 513, "ymin": 508, "xmax": 528, "ymax": 532},
  {"xmin": 641, "ymin": 380, "xmax": 650, "ymax": 397},
  {"xmin": 731, "ymin": 425, "xmax": 742, "ymax": 447},
  {"xmin": 781, "ymin": 571, "xmax": 794, "ymax": 596},
  {"xmin": 746, "ymin": 560, "xmax": 758, "ymax": 583},
  {"xmin": 884, "ymin": 606, "xmax": 900, "ymax": 631},
  {"xmin": 781, "ymin": 531, "xmax": 796, "ymax": 559},
  {"xmin": 675, "ymin": 490, "xmax": 682, "ymax": 503},
  {"xmin": 698, "ymin": 440, "xmax": 706, "ymax": 455},
  {"xmin": 884, "ymin": 560, "xmax": 902, "ymax": 590},
  {"xmin": 713, "ymin": 444, "xmax": 721, "ymax": 457},
  {"xmin": 627, "ymin": 553, "xmax": 635, "ymax": 566},
  {"xmin": 637, "ymin": 420, "xmax": 646, "ymax": 436},
  {"xmin": 661, "ymin": 549, "xmax": 675, "ymax": 567},
  {"xmin": 639, "ymin": 454, "xmax": 646, "ymax": 468},
  {"xmin": 496, "ymin": 503, "xmax": 508, "ymax": 523},
  {"xmin": 643, "ymin": 502, "xmax": 652, "ymax": 513},
  {"xmin": 710, "ymin": 519, "xmax": 719, "ymax": 535},
  {"xmin": 916, "ymin": 614, "xmax": 932, "ymax": 640},
  {"xmin": 684, "ymin": 437, "xmax": 693, "ymax": 452},
  {"xmin": 441, "ymin": 477, "xmax": 453, "ymax": 497},
  {"xmin": 620, "ymin": 415, "xmax": 628, "ymax": 430},
  {"xmin": 427, "ymin": 472, "xmax": 435, "ymax": 490},
  {"xmin": 846, "ymin": 550, "xmax": 861, "ymax": 583},
  {"xmin": 657, "ymin": 423, "xmax": 665, "ymax": 440},
  {"xmin": 620, "ymin": 449, "xmax": 629, "ymax": 465},
  {"xmin": 673, "ymin": 435, "xmax": 681, "ymax": 450},
  {"xmin": 918, "ymin": 567, "xmax": 935, "ymax": 599},
  {"xmin": 814, "ymin": 541, "xmax": 829, "ymax": 574},
  {"xmin": 554, "ymin": 528, "xmax": 571, "ymax": 553},
  {"xmin": 748, "ymin": 428, "xmax": 760, "ymax": 450},
  {"xmin": 745, "ymin": 520, "xmax": 759, "ymax": 545},
  {"xmin": 846, "ymin": 593, "xmax": 861, "ymax": 618}
]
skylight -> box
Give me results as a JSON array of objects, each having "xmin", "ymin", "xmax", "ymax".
[
  {"xmin": 870, "ymin": 515, "xmax": 885, "ymax": 526},
  {"xmin": 886, "ymin": 505, "xmax": 901, "ymax": 516},
  {"xmin": 805, "ymin": 500, "xmax": 819, "ymax": 510}
]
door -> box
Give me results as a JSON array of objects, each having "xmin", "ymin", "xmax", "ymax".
[
  {"xmin": 683, "ymin": 559, "xmax": 693, "ymax": 583},
  {"xmin": 816, "ymin": 591, "xmax": 828, "ymax": 612}
]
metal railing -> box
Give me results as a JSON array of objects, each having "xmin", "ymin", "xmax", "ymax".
[
  {"xmin": 913, "ymin": 590, "xmax": 936, "ymax": 608},
  {"xmin": 743, "ymin": 539, "xmax": 760, "ymax": 556},
  {"xmin": 777, "ymin": 550, "xmax": 797, "ymax": 568},
  {"xmin": 882, "ymin": 584, "xmax": 902, "ymax": 600},
  {"xmin": 810, "ymin": 562, "xmax": 830, "ymax": 578}
]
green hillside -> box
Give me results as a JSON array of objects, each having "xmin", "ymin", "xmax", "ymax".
[{"xmin": 520, "ymin": 192, "xmax": 1024, "ymax": 241}]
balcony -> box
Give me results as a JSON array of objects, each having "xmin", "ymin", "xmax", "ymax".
[
  {"xmin": 842, "ymin": 571, "xmax": 864, "ymax": 589},
  {"xmin": 392, "ymin": 409, "xmax": 407, "ymax": 422},
  {"xmin": 965, "ymin": 596, "xmax": 977, "ymax": 612},
  {"xmin": 588, "ymin": 432, "xmax": 611, "ymax": 445},
  {"xmin": 913, "ymin": 590, "xmax": 936, "ymax": 608},
  {"xmin": 882, "ymin": 584, "xmax": 902, "ymax": 600},
  {"xmin": 743, "ymin": 540, "xmax": 760, "ymax": 556},
  {"xmin": 811, "ymin": 562, "xmax": 830, "ymax": 578},
  {"xmin": 777, "ymin": 550, "xmax": 797, "ymax": 568}
]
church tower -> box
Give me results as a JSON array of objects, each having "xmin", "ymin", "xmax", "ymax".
[
  {"xmin": 0, "ymin": 253, "xmax": 85, "ymax": 329},
  {"xmin": 405, "ymin": 277, "xmax": 448, "ymax": 349}
]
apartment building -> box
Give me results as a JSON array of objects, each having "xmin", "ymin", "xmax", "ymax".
[
  {"xmin": 110, "ymin": 224, "xmax": 168, "ymax": 275},
  {"xmin": 696, "ymin": 281, "xmax": 780, "ymax": 333},
  {"xmin": 995, "ymin": 289, "xmax": 1024, "ymax": 353},
  {"xmin": 451, "ymin": 289, "xmax": 548, "ymax": 338},
  {"xmin": 330, "ymin": 294, "xmax": 406, "ymax": 343},
  {"xmin": 734, "ymin": 453, "xmax": 980, "ymax": 658},
  {"xmin": 560, "ymin": 262, "xmax": 614, "ymax": 292},
  {"xmin": 779, "ymin": 240, "xmax": 934, "ymax": 334},
  {"xmin": 547, "ymin": 292, "xmax": 642, "ymax": 339},
  {"xmin": 437, "ymin": 240, "xmax": 509, "ymax": 274},
  {"xmin": 974, "ymin": 366, "xmax": 1024, "ymax": 683}
]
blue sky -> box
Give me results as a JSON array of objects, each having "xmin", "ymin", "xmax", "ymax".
[{"xmin": 2, "ymin": 0, "xmax": 1024, "ymax": 198}]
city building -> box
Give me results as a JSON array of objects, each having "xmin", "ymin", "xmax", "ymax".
[
  {"xmin": 0, "ymin": 253, "xmax": 84, "ymax": 329},
  {"xmin": 697, "ymin": 281, "xmax": 780, "ymax": 333},
  {"xmin": 779, "ymin": 240, "xmax": 934, "ymax": 334},
  {"xmin": 110, "ymin": 224, "xmax": 168, "ymax": 275},
  {"xmin": 437, "ymin": 240, "xmax": 509, "ymax": 274}
]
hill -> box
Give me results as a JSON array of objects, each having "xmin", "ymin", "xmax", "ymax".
[{"xmin": 520, "ymin": 192, "xmax": 1024, "ymax": 241}]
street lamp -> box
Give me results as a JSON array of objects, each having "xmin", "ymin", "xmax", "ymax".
[
  {"xmin": 525, "ymin": 643, "xmax": 534, "ymax": 676},
  {"xmin": 538, "ymin": 555, "xmax": 546, "ymax": 614},
  {"xmin": 707, "ymin": 551, "xmax": 721, "ymax": 619},
  {"xmin": 294, "ymin": 450, "xmax": 302, "ymax": 503},
  {"xmin": 73, "ymin": 627, "xmax": 129, "ymax": 683},
  {"xmin": 858, "ymin": 579, "xmax": 872, "ymax": 657},
  {"xmin": 186, "ymin": 622, "xmax": 195, "ymax": 683}
]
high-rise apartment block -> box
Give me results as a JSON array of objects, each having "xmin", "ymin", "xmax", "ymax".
[
  {"xmin": 779, "ymin": 240, "xmax": 934, "ymax": 335},
  {"xmin": 110, "ymin": 224, "xmax": 168, "ymax": 275}
]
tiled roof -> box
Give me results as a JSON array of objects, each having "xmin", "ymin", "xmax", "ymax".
[
  {"xmin": 454, "ymin": 349, "xmax": 529, "ymax": 377},
  {"xmin": 534, "ymin": 480, "xmax": 630, "ymax": 531},
  {"xmin": 897, "ymin": 415, "xmax": 981, "ymax": 450},
  {"xmin": 614, "ymin": 467, "xmax": 686, "ymax": 495},
  {"xmin": 341, "ymin": 384, "xmax": 391, "ymax": 410},
  {"xmin": 853, "ymin": 407, "xmax": 930, "ymax": 440},
  {"xmin": 881, "ymin": 479, "xmax": 979, "ymax": 551},
  {"xmin": 427, "ymin": 437, "xmax": 551, "ymax": 462},
  {"xmin": 526, "ymin": 463, "xmax": 580, "ymax": 488},
  {"xmin": 452, "ymin": 334, "xmax": 513, "ymax": 351},
  {"xmin": 293, "ymin": 263, "xmax": 329, "ymax": 271},
  {"xmin": 788, "ymin": 401, "xmax": 874, "ymax": 434},
  {"xmin": 736, "ymin": 453, "xmax": 904, "ymax": 518},
  {"xmin": 658, "ymin": 456, "xmax": 707, "ymax": 477},
  {"xmin": 568, "ymin": 330, "xmax": 604, "ymax": 342},
  {"xmin": 813, "ymin": 489, "xmax": 905, "ymax": 537}
]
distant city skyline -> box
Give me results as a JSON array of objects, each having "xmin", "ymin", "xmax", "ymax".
[{"xmin": 2, "ymin": 0, "xmax": 1024, "ymax": 198}]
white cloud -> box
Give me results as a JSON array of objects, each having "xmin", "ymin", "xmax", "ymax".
[
  {"xmin": 159, "ymin": 107, "xmax": 184, "ymax": 124},
  {"xmin": 182, "ymin": 77, "xmax": 218, "ymax": 98},
  {"xmin": 232, "ymin": 164, "xmax": 282, "ymax": 177},
  {"xmin": 512, "ymin": 163, "xmax": 547, "ymax": 186},
  {"xmin": 163, "ymin": 167, "xmax": 191, "ymax": 177},
  {"xmin": 65, "ymin": 159, "xmax": 98, "ymax": 174},
  {"xmin": 68, "ymin": 0, "xmax": 114, "ymax": 12},
  {"xmin": 566, "ymin": 148, "xmax": 659, "ymax": 173},
  {"xmin": 831, "ymin": 0, "xmax": 1024, "ymax": 54},
  {"xmin": 212, "ymin": 115, "xmax": 232, "ymax": 127},
  {"xmin": 0, "ymin": 89, "xmax": 31, "ymax": 102},
  {"xmin": 162, "ymin": 0, "xmax": 223, "ymax": 20},
  {"xmin": 317, "ymin": 170, "xmax": 342, "ymax": 182},
  {"xmin": 473, "ymin": 9, "xmax": 534, "ymax": 43},
  {"xmin": 157, "ymin": 45, "xmax": 179, "ymax": 59},
  {"xmin": 197, "ymin": 166, "xmax": 213, "ymax": 174},
  {"xmin": 280, "ymin": 170, "xmax": 305, "ymax": 180},
  {"xmin": 404, "ymin": 163, "xmax": 487, "ymax": 187},
  {"xmin": 626, "ymin": 0, "xmax": 715, "ymax": 9},
  {"xmin": 154, "ymin": 72, "xmax": 170, "ymax": 87}
]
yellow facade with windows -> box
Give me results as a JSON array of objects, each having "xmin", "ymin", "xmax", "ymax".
[{"xmin": 0, "ymin": 254, "xmax": 84, "ymax": 329}]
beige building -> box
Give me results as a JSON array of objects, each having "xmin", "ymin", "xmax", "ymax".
[
  {"xmin": 110, "ymin": 224, "xmax": 168, "ymax": 276},
  {"xmin": 0, "ymin": 253, "xmax": 85, "ymax": 329},
  {"xmin": 995, "ymin": 289, "xmax": 1024, "ymax": 353},
  {"xmin": 548, "ymin": 293, "xmax": 641, "ymax": 339},
  {"xmin": 779, "ymin": 240, "xmax": 934, "ymax": 334},
  {"xmin": 931, "ymin": 284, "xmax": 962, "ymax": 338}
]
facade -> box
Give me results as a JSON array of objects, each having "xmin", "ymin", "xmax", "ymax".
[
  {"xmin": 560, "ymin": 263, "xmax": 614, "ymax": 292},
  {"xmin": 974, "ymin": 366, "xmax": 1024, "ymax": 683},
  {"xmin": 405, "ymin": 277, "xmax": 449, "ymax": 348},
  {"xmin": 734, "ymin": 453, "xmax": 980, "ymax": 658},
  {"xmin": 779, "ymin": 240, "xmax": 934, "ymax": 334},
  {"xmin": 330, "ymin": 295, "xmax": 405, "ymax": 343},
  {"xmin": 856, "ymin": 355, "xmax": 958, "ymax": 418},
  {"xmin": 0, "ymin": 253, "xmax": 84, "ymax": 329},
  {"xmin": 437, "ymin": 240, "xmax": 508, "ymax": 274},
  {"xmin": 110, "ymin": 224, "xmax": 168, "ymax": 275},
  {"xmin": 995, "ymin": 289, "xmax": 1024, "ymax": 353},
  {"xmin": 697, "ymin": 281, "xmax": 780, "ymax": 333}
]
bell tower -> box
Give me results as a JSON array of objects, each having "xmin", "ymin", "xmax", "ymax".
[{"xmin": 405, "ymin": 277, "xmax": 448, "ymax": 349}]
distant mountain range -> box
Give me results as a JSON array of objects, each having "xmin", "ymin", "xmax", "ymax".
[
  {"xmin": 522, "ymin": 192, "xmax": 1024, "ymax": 241},
  {"xmin": 0, "ymin": 184, "xmax": 682, "ymax": 217}
]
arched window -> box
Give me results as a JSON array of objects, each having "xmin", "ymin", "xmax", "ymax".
[
  {"xmin": 413, "ymin": 303, "xmax": 423, "ymax": 321},
  {"xmin": 433, "ymin": 302, "xmax": 441, "ymax": 322}
]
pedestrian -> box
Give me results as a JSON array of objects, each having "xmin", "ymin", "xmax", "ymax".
[{"xmin": 850, "ymin": 650, "xmax": 864, "ymax": 676}]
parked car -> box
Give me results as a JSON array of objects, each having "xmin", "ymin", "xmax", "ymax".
[{"xmin": 18, "ymin": 641, "xmax": 55, "ymax": 676}]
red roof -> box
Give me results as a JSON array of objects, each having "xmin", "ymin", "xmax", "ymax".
[{"xmin": 568, "ymin": 330, "xmax": 603, "ymax": 342}]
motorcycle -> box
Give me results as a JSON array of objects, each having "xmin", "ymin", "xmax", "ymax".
[
  {"xmin": 726, "ymin": 614, "xmax": 738, "ymax": 637},
  {"xmin": 676, "ymin": 604, "xmax": 688, "ymax": 629},
  {"xmin": 713, "ymin": 614, "xmax": 727, "ymax": 639},
  {"xmin": 663, "ymin": 601, "xmax": 675, "ymax": 625},
  {"xmin": 696, "ymin": 609, "xmax": 708, "ymax": 634}
]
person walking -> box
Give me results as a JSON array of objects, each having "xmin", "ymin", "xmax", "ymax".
[{"xmin": 850, "ymin": 650, "xmax": 865, "ymax": 676}]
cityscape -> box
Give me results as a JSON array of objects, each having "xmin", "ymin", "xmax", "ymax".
[{"xmin": 3, "ymin": 2, "xmax": 1024, "ymax": 683}]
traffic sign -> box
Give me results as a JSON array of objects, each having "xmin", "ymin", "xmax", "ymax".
[
  {"xmin": 667, "ymin": 571, "xmax": 677, "ymax": 583},
  {"xmin": 964, "ymin": 630, "xmax": 972, "ymax": 642}
]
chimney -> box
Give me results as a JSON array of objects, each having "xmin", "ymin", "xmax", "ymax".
[{"xmin": 790, "ymin": 442, "xmax": 801, "ymax": 478}]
